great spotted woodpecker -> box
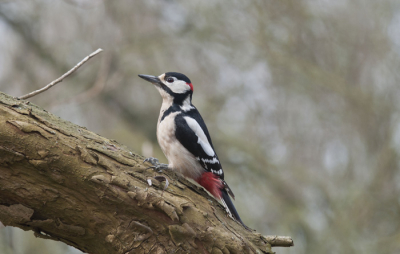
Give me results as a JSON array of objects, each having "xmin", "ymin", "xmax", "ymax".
[{"xmin": 139, "ymin": 72, "xmax": 245, "ymax": 226}]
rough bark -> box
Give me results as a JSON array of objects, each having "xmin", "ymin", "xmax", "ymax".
[{"xmin": 0, "ymin": 91, "xmax": 292, "ymax": 253}]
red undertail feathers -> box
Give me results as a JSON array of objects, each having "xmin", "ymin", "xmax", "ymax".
[{"xmin": 197, "ymin": 172, "xmax": 223, "ymax": 198}]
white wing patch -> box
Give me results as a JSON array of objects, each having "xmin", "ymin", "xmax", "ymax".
[{"xmin": 183, "ymin": 116, "xmax": 215, "ymax": 157}]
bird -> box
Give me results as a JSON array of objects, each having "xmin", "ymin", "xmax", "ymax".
[{"xmin": 138, "ymin": 72, "xmax": 246, "ymax": 226}]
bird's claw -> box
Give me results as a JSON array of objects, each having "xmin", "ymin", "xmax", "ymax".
[
  {"xmin": 143, "ymin": 157, "xmax": 159, "ymax": 165},
  {"xmin": 143, "ymin": 157, "xmax": 169, "ymax": 172},
  {"xmin": 148, "ymin": 164, "xmax": 169, "ymax": 172}
]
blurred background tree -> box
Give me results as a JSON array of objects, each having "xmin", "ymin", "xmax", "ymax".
[{"xmin": 0, "ymin": 0, "xmax": 399, "ymax": 253}]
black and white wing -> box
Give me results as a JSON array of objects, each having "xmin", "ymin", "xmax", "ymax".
[
  {"xmin": 175, "ymin": 108, "xmax": 237, "ymax": 201},
  {"xmin": 174, "ymin": 110, "xmax": 224, "ymax": 178}
]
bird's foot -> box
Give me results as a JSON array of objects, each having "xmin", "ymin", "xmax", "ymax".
[{"xmin": 143, "ymin": 157, "xmax": 169, "ymax": 172}]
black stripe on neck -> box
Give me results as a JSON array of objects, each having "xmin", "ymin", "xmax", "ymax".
[
  {"xmin": 162, "ymin": 84, "xmax": 192, "ymax": 105},
  {"xmin": 160, "ymin": 101, "xmax": 195, "ymax": 123},
  {"xmin": 160, "ymin": 105, "xmax": 180, "ymax": 122}
]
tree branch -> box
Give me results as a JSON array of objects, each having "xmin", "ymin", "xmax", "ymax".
[
  {"xmin": 0, "ymin": 91, "xmax": 292, "ymax": 253},
  {"xmin": 18, "ymin": 49, "xmax": 103, "ymax": 100}
]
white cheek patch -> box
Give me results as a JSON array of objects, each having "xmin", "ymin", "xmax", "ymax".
[
  {"xmin": 169, "ymin": 80, "xmax": 191, "ymax": 94},
  {"xmin": 183, "ymin": 116, "xmax": 215, "ymax": 157}
]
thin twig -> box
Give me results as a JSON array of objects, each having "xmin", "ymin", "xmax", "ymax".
[
  {"xmin": 18, "ymin": 48, "xmax": 103, "ymax": 100},
  {"xmin": 48, "ymin": 51, "xmax": 111, "ymax": 110}
]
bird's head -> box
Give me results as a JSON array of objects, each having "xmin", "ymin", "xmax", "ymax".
[{"xmin": 138, "ymin": 72, "xmax": 193, "ymax": 103}]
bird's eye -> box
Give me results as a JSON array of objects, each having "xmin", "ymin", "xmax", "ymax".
[{"xmin": 166, "ymin": 77, "xmax": 174, "ymax": 83}]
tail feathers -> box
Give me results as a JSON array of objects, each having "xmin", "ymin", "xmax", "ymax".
[
  {"xmin": 197, "ymin": 173, "xmax": 249, "ymax": 229},
  {"xmin": 221, "ymin": 188, "xmax": 245, "ymax": 226}
]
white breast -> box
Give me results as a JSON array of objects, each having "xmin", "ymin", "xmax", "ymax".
[{"xmin": 157, "ymin": 111, "xmax": 205, "ymax": 180}]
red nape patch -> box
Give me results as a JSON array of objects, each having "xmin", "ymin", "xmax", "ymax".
[
  {"xmin": 187, "ymin": 83, "xmax": 193, "ymax": 91},
  {"xmin": 197, "ymin": 172, "xmax": 222, "ymax": 198}
]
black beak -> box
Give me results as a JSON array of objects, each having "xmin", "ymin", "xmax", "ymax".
[{"xmin": 138, "ymin": 74, "xmax": 161, "ymax": 85}]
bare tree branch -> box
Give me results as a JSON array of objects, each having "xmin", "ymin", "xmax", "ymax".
[
  {"xmin": 18, "ymin": 48, "xmax": 103, "ymax": 100},
  {"xmin": 49, "ymin": 51, "xmax": 112, "ymax": 111}
]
